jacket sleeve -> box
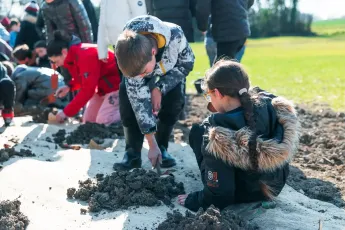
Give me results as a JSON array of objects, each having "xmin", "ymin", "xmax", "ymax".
[
  {"xmin": 184, "ymin": 153, "xmax": 236, "ymax": 212},
  {"xmin": 97, "ymin": 1, "xmax": 108, "ymax": 59},
  {"xmin": 63, "ymin": 55, "xmax": 100, "ymax": 117},
  {"xmin": 13, "ymin": 75, "xmax": 28, "ymax": 104},
  {"xmin": 126, "ymin": 77, "xmax": 156, "ymax": 134},
  {"xmin": 36, "ymin": 10, "xmax": 46, "ymax": 40},
  {"xmin": 195, "ymin": 0, "xmax": 211, "ymax": 32},
  {"xmin": 0, "ymin": 27, "xmax": 10, "ymax": 42},
  {"xmin": 42, "ymin": 10, "xmax": 55, "ymax": 42},
  {"xmin": 69, "ymin": 0, "xmax": 93, "ymax": 43},
  {"xmin": 82, "ymin": 0, "xmax": 98, "ymax": 42},
  {"xmin": 155, "ymin": 31, "xmax": 194, "ymax": 95},
  {"xmin": 145, "ymin": 0, "xmax": 153, "ymax": 15},
  {"xmin": 14, "ymin": 26, "xmax": 25, "ymax": 47}
]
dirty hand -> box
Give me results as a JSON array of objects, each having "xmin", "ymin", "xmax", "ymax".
[
  {"xmin": 56, "ymin": 110, "xmax": 67, "ymax": 123},
  {"xmin": 151, "ymin": 87, "xmax": 162, "ymax": 115},
  {"xmin": 55, "ymin": 86, "xmax": 70, "ymax": 98},
  {"xmin": 178, "ymin": 194, "xmax": 188, "ymax": 206},
  {"xmin": 148, "ymin": 143, "xmax": 162, "ymax": 168}
]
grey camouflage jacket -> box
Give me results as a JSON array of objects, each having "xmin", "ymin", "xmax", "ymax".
[{"xmin": 124, "ymin": 16, "xmax": 195, "ymax": 134}]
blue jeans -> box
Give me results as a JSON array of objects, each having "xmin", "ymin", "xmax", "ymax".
[{"xmin": 205, "ymin": 36, "xmax": 217, "ymax": 67}]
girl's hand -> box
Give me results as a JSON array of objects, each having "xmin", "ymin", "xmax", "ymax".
[
  {"xmin": 178, "ymin": 194, "xmax": 188, "ymax": 206},
  {"xmin": 56, "ymin": 110, "xmax": 67, "ymax": 123}
]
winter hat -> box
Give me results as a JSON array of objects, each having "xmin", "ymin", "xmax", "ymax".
[
  {"xmin": 34, "ymin": 40, "xmax": 47, "ymax": 49},
  {"xmin": 24, "ymin": 1, "xmax": 39, "ymax": 17},
  {"xmin": 1, "ymin": 17, "xmax": 11, "ymax": 30}
]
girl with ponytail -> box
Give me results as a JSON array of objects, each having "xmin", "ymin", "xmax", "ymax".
[
  {"xmin": 178, "ymin": 60, "xmax": 300, "ymax": 211},
  {"xmin": 47, "ymin": 31, "xmax": 121, "ymax": 125}
]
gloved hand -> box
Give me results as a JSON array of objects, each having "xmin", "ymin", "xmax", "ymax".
[{"xmin": 56, "ymin": 110, "xmax": 67, "ymax": 123}]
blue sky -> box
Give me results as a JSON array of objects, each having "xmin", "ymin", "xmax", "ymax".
[{"xmin": 90, "ymin": 0, "xmax": 345, "ymax": 20}]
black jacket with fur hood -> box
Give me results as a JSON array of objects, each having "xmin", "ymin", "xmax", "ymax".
[{"xmin": 185, "ymin": 91, "xmax": 300, "ymax": 212}]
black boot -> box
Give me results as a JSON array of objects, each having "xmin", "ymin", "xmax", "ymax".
[
  {"xmin": 113, "ymin": 126, "xmax": 144, "ymax": 170},
  {"xmin": 2, "ymin": 109, "xmax": 14, "ymax": 127},
  {"xmin": 156, "ymin": 122, "xmax": 176, "ymax": 168}
]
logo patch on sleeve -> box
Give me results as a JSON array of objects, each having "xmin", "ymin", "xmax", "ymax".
[
  {"xmin": 207, "ymin": 170, "xmax": 219, "ymax": 188},
  {"xmin": 84, "ymin": 72, "xmax": 89, "ymax": 78}
]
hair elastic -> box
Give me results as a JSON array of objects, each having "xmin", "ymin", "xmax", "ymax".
[{"xmin": 239, "ymin": 88, "xmax": 248, "ymax": 95}]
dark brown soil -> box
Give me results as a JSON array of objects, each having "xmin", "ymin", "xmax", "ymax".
[
  {"xmin": 0, "ymin": 148, "xmax": 35, "ymax": 163},
  {"xmin": 67, "ymin": 169, "xmax": 184, "ymax": 212},
  {"xmin": 52, "ymin": 122, "xmax": 124, "ymax": 145},
  {"xmin": 0, "ymin": 200, "xmax": 29, "ymax": 230},
  {"xmin": 157, "ymin": 205, "xmax": 258, "ymax": 230},
  {"xmin": 176, "ymin": 95, "xmax": 345, "ymax": 208}
]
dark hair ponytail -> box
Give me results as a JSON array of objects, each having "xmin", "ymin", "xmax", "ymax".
[
  {"xmin": 239, "ymin": 91, "xmax": 258, "ymax": 170},
  {"xmin": 47, "ymin": 30, "xmax": 72, "ymax": 57},
  {"xmin": 204, "ymin": 59, "xmax": 259, "ymax": 170}
]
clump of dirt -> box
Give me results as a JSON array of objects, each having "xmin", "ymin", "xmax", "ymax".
[
  {"xmin": 51, "ymin": 122, "xmax": 124, "ymax": 145},
  {"xmin": 0, "ymin": 200, "xmax": 29, "ymax": 230},
  {"xmin": 67, "ymin": 169, "xmax": 184, "ymax": 212},
  {"xmin": 157, "ymin": 205, "xmax": 258, "ymax": 230},
  {"xmin": 0, "ymin": 148, "xmax": 35, "ymax": 163},
  {"xmin": 52, "ymin": 129, "xmax": 66, "ymax": 144}
]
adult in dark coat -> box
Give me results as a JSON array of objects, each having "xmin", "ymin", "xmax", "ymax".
[
  {"xmin": 145, "ymin": 0, "xmax": 197, "ymax": 43},
  {"xmin": 82, "ymin": 0, "xmax": 98, "ymax": 42},
  {"xmin": 15, "ymin": 1, "xmax": 41, "ymax": 50},
  {"xmin": 195, "ymin": 0, "xmax": 254, "ymax": 60},
  {"xmin": 41, "ymin": 0, "xmax": 93, "ymax": 43}
]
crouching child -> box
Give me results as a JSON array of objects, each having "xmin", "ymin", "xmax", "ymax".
[
  {"xmin": 114, "ymin": 16, "xmax": 195, "ymax": 169},
  {"xmin": 178, "ymin": 60, "xmax": 300, "ymax": 211},
  {"xmin": 0, "ymin": 62, "xmax": 15, "ymax": 126}
]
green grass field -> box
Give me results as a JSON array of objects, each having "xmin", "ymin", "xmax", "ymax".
[
  {"xmin": 312, "ymin": 18, "xmax": 345, "ymax": 35},
  {"xmin": 188, "ymin": 31, "xmax": 345, "ymax": 110}
]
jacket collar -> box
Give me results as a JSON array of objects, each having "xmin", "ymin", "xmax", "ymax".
[{"xmin": 205, "ymin": 96, "xmax": 300, "ymax": 172}]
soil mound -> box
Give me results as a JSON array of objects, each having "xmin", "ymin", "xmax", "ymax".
[
  {"xmin": 157, "ymin": 205, "xmax": 258, "ymax": 230},
  {"xmin": 67, "ymin": 169, "xmax": 184, "ymax": 212},
  {"xmin": 0, "ymin": 148, "xmax": 35, "ymax": 163},
  {"xmin": 0, "ymin": 200, "xmax": 29, "ymax": 230}
]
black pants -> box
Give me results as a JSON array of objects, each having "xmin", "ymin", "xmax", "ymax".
[
  {"xmin": 216, "ymin": 38, "xmax": 247, "ymax": 62},
  {"xmin": 189, "ymin": 123, "xmax": 206, "ymax": 184},
  {"xmin": 0, "ymin": 78, "xmax": 15, "ymax": 111},
  {"xmin": 119, "ymin": 79, "xmax": 185, "ymax": 152}
]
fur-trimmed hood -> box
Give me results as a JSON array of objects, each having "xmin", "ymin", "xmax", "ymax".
[
  {"xmin": 205, "ymin": 96, "xmax": 300, "ymax": 172},
  {"xmin": 22, "ymin": 13, "xmax": 37, "ymax": 24}
]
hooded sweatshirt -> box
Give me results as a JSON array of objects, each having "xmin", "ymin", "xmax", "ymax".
[
  {"xmin": 185, "ymin": 90, "xmax": 300, "ymax": 211},
  {"xmin": 123, "ymin": 15, "xmax": 195, "ymax": 134},
  {"xmin": 15, "ymin": 13, "xmax": 41, "ymax": 49}
]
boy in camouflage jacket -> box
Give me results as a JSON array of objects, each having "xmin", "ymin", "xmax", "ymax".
[{"xmin": 114, "ymin": 15, "xmax": 195, "ymax": 170}]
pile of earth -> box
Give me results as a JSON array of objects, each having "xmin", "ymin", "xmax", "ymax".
[
  {"xmin": 157, "ymin": 205, "xmax": 258, "ymax": 230},
  {"xmin": 0, "ymin": 147, "xmax": 35, "ymax": 163},
  {"xmin": 288, "ymin": 105, "xmax": 345, "ymax": 207},
  {"xmin": 177, "ymin": 95, "xmax": 345, "ymax": 208},
  {"xmin": 67, "ymin": 169, "xmax": 184, "ymax": 213},
  {"xmin": 50, "ymin": 122, "xmax": 124, "ymax": 145},
  {"xmin": 0, "ymin": 200, "xmax": 29, "ymax": 230}
]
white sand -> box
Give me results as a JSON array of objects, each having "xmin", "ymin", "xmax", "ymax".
[{"xmin": 0, "ymin": 118, "xmax": 345, "ymax": 230}]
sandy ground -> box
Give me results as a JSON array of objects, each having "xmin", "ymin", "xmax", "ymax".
[{"xmin": 0, "ymin": 117, "xmax": 345, "ymax": 229}]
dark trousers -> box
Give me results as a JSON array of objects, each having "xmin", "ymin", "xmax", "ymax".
[
  {"xmin": 0, "ymin": 78, "xmax": 15, "ymax": 111},
  {"xmin": 189, "ymin": 123, "xmax": 206, "ymax": 184},
  {"xmin": 216, "ymin": 38, "xmax": 247, "ymax": 62},
  {"xmin": 119, "ymin": 79, "xmax": 185, "ymax": 152}
]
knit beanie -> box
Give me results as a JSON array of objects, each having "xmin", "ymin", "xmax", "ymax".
[
  {"xmin": 34, "ymin": 40, "xmax": 47, "ymax": 49},
  {"xmin": 24, "ymin": 1, "xmax": 39, "ymax": 17}
]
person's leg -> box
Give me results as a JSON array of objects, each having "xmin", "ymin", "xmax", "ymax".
[
  {"xmin": 235, "ymin": 45, "xmax": 246, "ymax": 63},
  {"xmin": 189, "ymin": 123, "xmax": 206, "ymax": 183},
  {"xmin": 113, "ymin": 79, "xmax": 144, "ymax": 170},
  {"xmin": 205, "ymin": 37, "xmax": 217, "ymax": 67},
  {"xmin": 83, "ymin": 94, "xmax": 103, "ymax": 123},
  {"xmin": 216, "ymin": 38, "xmax": 246, "ymax": 62},
  {"xmin": 0, "ymin": 78, "xmax": 15, "ymax": 126},
  {"xmin": 95, "ymin": 90, "xmax": 121, "ymax": 125},
  {"xmin": 157, "ymin": 82, "xmax": 185, "ymax": 168}
]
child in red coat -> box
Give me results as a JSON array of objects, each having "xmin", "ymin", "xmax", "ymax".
[{"xmin": 47, "ymin": 31, "xmax": 121, "ymax": 125}]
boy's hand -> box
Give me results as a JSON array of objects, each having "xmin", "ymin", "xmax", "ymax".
[
  {"xmin": 151, "ymin": 87, "xmax": 162, "ymax": 114},
  {"xmin": 145, "ymin": 133, "xmax": 162, "ymax": 167},
  {"xmin": 178, "ymin": 194, "xmax": 188, "ymax": 206},
  {"xmin": 55, "ymin": 86, "xmax": 70, "ymax": 98}
]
